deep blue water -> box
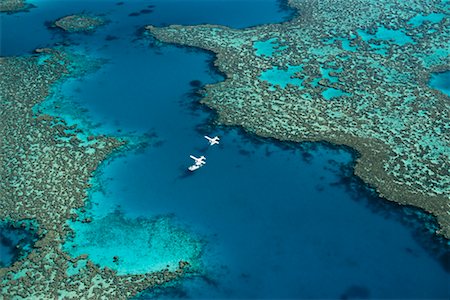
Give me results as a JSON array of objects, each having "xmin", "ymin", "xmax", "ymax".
[
  {"xmin": 0, "ymin": 0, "xmax": 294, "ymax": 56},
  {"xmin": 0, "ymin": 222, "xmax": 37, "ymax": 268},
  {"xmin": 1, "ymin": 0, "xmax": 449, "ymax": 299}
]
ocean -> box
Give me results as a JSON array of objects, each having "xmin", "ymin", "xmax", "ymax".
[{"xmin": 1, "ymin": 0, "xmax": 449, "ymax": 298}]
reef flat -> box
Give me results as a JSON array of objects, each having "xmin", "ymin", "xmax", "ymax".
[
  {"xmin": 147, "ymin": 0, "xmax": 450, "ymax": 238},
  {"xmin": 54, "ymin": 15, "xmax": 105, "ymax": 32},
  {"xmin": 0, "ymin": 49, "xmax": 189, "ymax": 298}
]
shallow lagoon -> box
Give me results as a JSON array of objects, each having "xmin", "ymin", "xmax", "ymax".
[
  {"xmin": 408, "ymin": 13, "xmax": 446, "ymax": 27},
  {"xmin": 2, "ymin": 0, "xmax": 449, "ymax": 298},
  {"xmin": 357, "ymin": 26, "xmax": 414, "ymax": 46},
  {"xmin": 259, "ymin": 65, "xmax": 304, "ymax": 89},
  {"xmin": 253, "ymin": 37, "xmax": 287, "ymax": 57},
  {"xmin": 322, "ymin": 87, "xmax": 349, "ymax": 100}
]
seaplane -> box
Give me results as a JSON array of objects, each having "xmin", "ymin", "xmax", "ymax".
[
  {"xmin": 188, "ymin": 155, "xmax": 206, "ymax": 171},
  {"xmin": 205, "ymin": 135, "xmax": 220, "ymax": 146}
]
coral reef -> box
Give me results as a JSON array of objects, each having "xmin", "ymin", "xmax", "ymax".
[
  {"xmin": 54, "ymin": 14, "xmax": 105, "ymax": 32},
  {"xmin": 0, "ymin": 0, "xmax": 31, "ymax": 13},
  {"xmin": 0, "ymin": 49, "xmax": 188, "ymax": 298},
  {"xmin": 147, "ymin": 0, "xmax": 450, "ymax": 237}
]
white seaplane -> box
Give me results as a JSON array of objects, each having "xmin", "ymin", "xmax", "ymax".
[
  {"xmin": 188, "ymin": 155, "xmax": 206, "ymax": 171},
  {"xmin": 205, "ymin": 135, "xmax": 220, "ymax": 146}
]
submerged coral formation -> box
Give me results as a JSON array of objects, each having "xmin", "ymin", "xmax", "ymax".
[
  {"xmin": 147, "ymin": 0, "xmax": 450, "ymax": 237},
  {"xmin": 0, "ymin": 0, "xmax": 31, "ymax": 13},
  {"xmin": 54, "ymin": 14, "xmax": 105, "ymax": 32},
  {"xmin": 0, "ymin": 49, "xmax": 189, "ymax": 298},
  {"xmin": 64, "ymin": 212, "xmax": 203, "ymax": 276}
]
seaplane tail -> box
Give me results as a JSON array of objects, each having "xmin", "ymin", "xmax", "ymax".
[{"xmin": 205, "ymin": 135, "xmax": 220, "ymax": 146}]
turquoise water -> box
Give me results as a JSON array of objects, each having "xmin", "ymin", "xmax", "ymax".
[
  {"xmin": 375, "ymin": 27, "xmax": 414, "ymax": 45},
  {"xmin": 259, "ymin": 65, "xmax": 304, "ymax": 90},
  {"xmin": 357, "ymin": 26, "xmax": 414, "ymax": 55},
  {"xmin": 322, "ymin": 87, "xmax": 350, "ymax": 100},
  {"xmin": 65, "ymin": 213, "xmax": 203, "ymax": 275},
  {"xmin": 409, "ymin": 13, "xmax": 446, "ymax": 27},
  {"xmin": 358, "ymin": 26, "xmax": 414, "ymax": 46},
  {"xmin": 341, "ymin": 38, "xmax": 357, "ymax": 52},
  {"xmin": 430, "ymin": 71, "xmax": 450, "ymax": 96},
  {"xmin": 253, "ymin": 37, "xmax": 287, "ymax": 57},
  {"xmin": 2, "ymin": 0, "xmax": 450, "ymax": 299}
]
